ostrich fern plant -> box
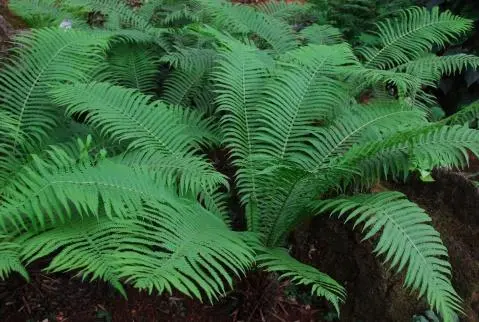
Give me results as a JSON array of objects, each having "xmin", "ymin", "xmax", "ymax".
[{"xmin": 2, "ymin": 0, "xmax": 479, "ymax": 320}]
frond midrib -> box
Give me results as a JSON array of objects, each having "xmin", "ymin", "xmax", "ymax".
[
  {"xmin": 278, "ymin": 62, "xmax": 324, "ymax": 160},
  {"xmin": 11, "ymin": 39, "xmax": 83, "ymax": 153},
  {"xmin": 4, "ymin": 178, "xmax": 154, "ymax": 215},
  {"xmin": 364, "ymin": 19, "xmax": 456, "ymax": 68},
  {"xmin": 99, "ymin": 98, "xmax": 179, "ymax": 156},
  {"xmin": 314, "ymin": 109, "xmax": 420, "ymax": 171}
]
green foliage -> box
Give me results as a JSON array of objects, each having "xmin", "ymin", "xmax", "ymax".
[
  {"xmin": 2, "ymin": 1, "xmax": 479, "ymax": 321},
  {"xmin": 442, "ymin": 100, "xmax": 479, "ymax": 127},
  {"xmin": 357, "ymin": 7, "xmax": 472, "ymax": 70},
  {"xmin": 102, "ymin": 43, "xmax": 161, "ymax": 93}
]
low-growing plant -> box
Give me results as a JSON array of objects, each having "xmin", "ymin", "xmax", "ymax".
[{"xmin": 1, "ymin": 1, "xmax": 479, "ymax": 320}]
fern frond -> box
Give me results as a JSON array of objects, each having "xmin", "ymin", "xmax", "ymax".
[
  {"xmin": 161, "ymin": 47, "xmax": 217, "ymax": 107},
  {"xmin": 66, "ymin": 0, "xmax": 150, "ymax": 30},
  {"xmin": 253, "ymin": 100, "xmax": 425, "ymax": 245},
  {"xmin": 19, "ymin": 200, "xmax": 256, "ymax": 302},
  {"xmin": 442, "ymin": 101, "xmax": 479, "ymax": 126},
  {"xmin": 299, "ymin": 24, "xmax": 344, "ymax": 45},
  {"xmin": 306, "ymin": 101, "xmax": 428, "ymax": 172},
  {"xmin": 256, "ymin": 0, "xmax": 311, "ymax": 22},
  {"xmin": 343, "ymin": 125, "xmax": 479, "ymax": 183},
  {"xmin": 257, "ymin": 247, "xmax": 346, "ymax": 314},
  {"xmin": 160, "ymin": 1, "xmax": 202, "ymax": 26},
  {"xmin": 0, "ymin": 157, "xmax": 178, "ymax": 232},
  {"xmin": 0, "ymin": 236, "xmax": 28, "ymax": 280},
  {"xmin": 168, "ymin": 105, "xmax": 220, "ymax": 147},
  {"xmin": 162, "ymin": 69, "xmax": 206, "ymax": 106},
  {"xmin": 213, "ymin": 41, "xmax": 269, "ymax": 205},
  {"xmin": 357, "ymin": 7, "xmax": 473, "ymax": 70},
  {"xmin": 0, "ymin": 28, "xmax": 111, "ymax": 184},
  {"xmin": 105, "ymin": 43, "xmax": 160, "ymax": 93},
  {"xmin": 51, "ymin": 82, "xmax": 225, "ymax": 196},
  {"xmin": 199, "ymin": 0, "xmax": 297, "ymax": 54},
  {"xmin": 19, "ymin": 217, "xmax": 128, "ymax": 296},
  {"xmin": 52, "ymin": 82, "xmax": 199, "ymax": 154},
  {"xmin": 9, "ymin": 0, "xmax": 86, "ymax": 28},
  {"xmin": 118, "ymin": 150, "xmax": 226, "ymax": 200},
  {"xmin": 161, "ymin": 47, "xmax": 217, "ymax": 72},
  {"xmin": 394, "ymin": 54, "xmax": 479, "ymax": 87},
  {"xmin": 314, "ymin": 192, "xmax": 463, "ymax": 322},
  {"xmin": 254, "ymin": 43, "xmax": 360, "ymax": 163},
  {"xmin": 115, "ymin": 201, "xmax": 255, "ymax": 301}
]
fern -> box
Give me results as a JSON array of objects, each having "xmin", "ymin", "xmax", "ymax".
[
  {"xmin": 357, "ymin": 7, "xmax": 473, "ymax": 70},
  {"xmin": 9, "ymin": 0, "xmax": 86, "ymax": 28},
  {"xmin": 299, "ymin": 24, "xmax": 343, "ymax": 45},
  {"xmin": 0, "ymin": 236, "xmax": 28, "ymax": 280},
  {"xmin": 51, "ymin": 82, "xmax": 226, "ymax": 195},
  {"xmin": 0, "ymin": 28, "xmax": 112, "ymax": 184},
  {"xmin": 442, "ymin": 100, "xmax": 479, "ymax": 126},
  {"xmin": 104, "ymin": 43, "xmax": 160, "ymax": 93},
  {"xmin": 1, "ymin": 2, "xmax": 479, "ymax": 320},
  {"xmin": 314, "ymin": 192, "xmax": 463, "ymax": 321},
  {"xmin": 199, "ymin": 0, "xmax": 297, "ymax": 54},
  {"xmin": 394, "ymin": 54, "xmax": 479, "ymax": 86},
  {"xmin": 213, "ymin": 40, "xmax": 270, "ymax": 206},
  {"xmin": 19, "ymin": 200, "xmax": 256, "ymax": 302},
  {"xmin": 257, "ymin": 247, "xmax": 346, "ymax": 314},
  {"xmin": 256, "ymin": 0, "xmax": 312, "ymax": 22}
]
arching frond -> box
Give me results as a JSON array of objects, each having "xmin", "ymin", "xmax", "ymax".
[
  {"xmin": 252, "ymin": 102, "xmax": 426, "ymax": 246},
  {"xmin": 394, "ymin": 54, "xmax": 479, "ymax": 87},
  {"xmin": 51, "ymin": 82, "xmax": 226, "ymax": 196},
  {"xmin": 161, "ymin": 47, "xmax": 217, "ymax": 72},
  {"xmin": 314, "ymin": 192, "xmax": 463, "ymax": 322},
  {"xmin": 19, "ymin": 217, "xmax": 128, "ymax": 296},
  {"xmin": 19, "ymin": 201, "xmax": 256, "ymax": 302},
  {"xmin": 118, "ymin": 150, "xmax": 227, "ymax": 201},
  {"xmin": 357, "ymin": 7, "xmax": 473, "ymax": 70},
  {"xmin": 159, "ymin": 1, "xmax": 202, "ymax": 26},
  {"xmin": 52, "ymin": 82, "xmax": 199, "ymax": 154},
  {"xmin": 114, "ymin": 201, "xmax": 256, "ymax": 302},
  {"xmin": 213, "ymin": 41, "xmax": 270, "ymax": 205},
  {"xmin": 161, "ymin": 47, "xmax": 217, "ymax": 108},
  {"xmin": 104, "ymin": 43, "xmax": 160, "ymax": 93},
  {"xmin": 343, "ymin": 125, "xmax": 479, "ymax": 184},
  {"xmin": 0, "ymin": 236, "xmax": 27, "ymax": 280},
  {"xmin": 257, "ymin": 247, "xmax": 346, "ymax": 314},
  {"xmin": 168, "ymin": 105, "xmax": 220, "ymax": 147},
  {"xmin": 299, "ymin": 24, "xmax": 344, "ymax": 45},
  {"xmin": 162, "ymin": 69, "xmax": 207, "ymax": 106},
  {"xmin": 0, "ymin": 28, "xmax": 111, "ymax": 184},
  {"xmin": 442, "ymin": 101, "xmax": 479, "ymax": 126},
  {"xmin": 0, "ymin": 157, "xmax": 178, "ymax": 232},
  {"xmin": 254, "ymin": 43, "xmax": 360, "ymax": 163},
  {"xmin": 65, "ymin": 0, "xmax": 151, "ymax": 30},
  {"xmin": 305, "ymin": 101, "xmax": 428, "ymax": 172}
]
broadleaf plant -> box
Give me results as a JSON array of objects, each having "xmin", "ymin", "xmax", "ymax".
[{"xmin": 2, "ymin": 0, "xmax": 479, "ymax": 320}]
